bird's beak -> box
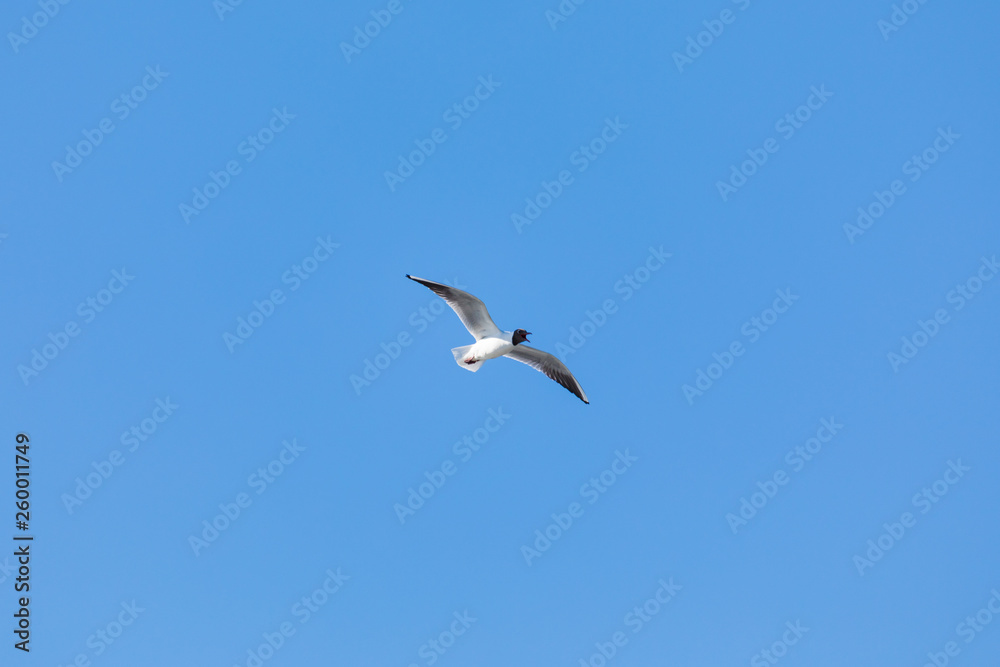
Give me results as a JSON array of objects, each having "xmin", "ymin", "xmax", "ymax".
[{"xmin": 525, "ymin": 332, "xmax": 532, "ymax": 341}]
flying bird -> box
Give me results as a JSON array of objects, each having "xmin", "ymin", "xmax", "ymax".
[{"xmin": 406, "ymin": 275, "xmax": 589, "ymax": 404}]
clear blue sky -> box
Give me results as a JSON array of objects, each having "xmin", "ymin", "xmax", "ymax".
[{"xmin": 2, "ymin": 1, "xmax": 999, "ymax": 665}]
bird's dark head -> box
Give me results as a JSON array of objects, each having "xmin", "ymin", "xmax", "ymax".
[{"xmin": 512, "ymin": 329, "xmax": 531, "ymax": 345}]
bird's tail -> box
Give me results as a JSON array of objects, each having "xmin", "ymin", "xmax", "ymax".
[{"xmin": 451, "ymin": 345, "xmax": 484, "ymax": 372}]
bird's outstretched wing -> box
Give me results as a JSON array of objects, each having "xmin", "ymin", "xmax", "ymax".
[
  {"xmin": 406, "ymin": 275, "xmax": 502, "ymax": 340},
  {"xmin": 504, "ymin": 345, "xmax": 589, "ymax": 404}
]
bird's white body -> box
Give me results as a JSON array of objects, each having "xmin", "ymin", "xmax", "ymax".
[{"xmin": 451, "ymin": 332, "xmax": 515, "ymax": 372}]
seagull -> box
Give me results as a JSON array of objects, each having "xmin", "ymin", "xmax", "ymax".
[{"xmin": 406, "ymin": 275, "xmax": 589, "ymax": 404}]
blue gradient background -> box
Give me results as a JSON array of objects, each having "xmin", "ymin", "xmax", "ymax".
[{"xmin": 2, "ymin": 1, "xmax": 998, "ymax": 665}]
